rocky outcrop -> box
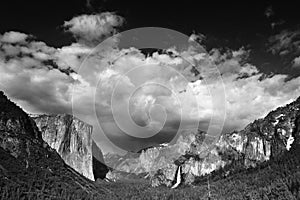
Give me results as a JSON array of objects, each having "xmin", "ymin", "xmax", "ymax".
[
  {"xmin": 219, "ymin": 96, "xmax": 299, "ymax": 166},
  {"xmin": 143, "ymin": 130, "xmax": 226, "ymax": 187},
  {"xmin": 0, "ymin": 91, "xmax": 103, "ymax": 197},
  {"xmin": 154, "ymin": 96, "xmax": 300, "ymax": 187},
  {"xmin": 105, "ymin": 130, "xmax": 226, "ymax": 185},
  {"xmin": 31, "ymin": 114, "xmax": 108, "ymax": 181},
  {"xmin": 105, "ymin": 96, "xmax": 300, "ymax": 187}
]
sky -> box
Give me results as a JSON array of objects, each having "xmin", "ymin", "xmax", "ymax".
[{"xmin": 1, "ymin": 0, "xmax": 300, "ymax": 154}]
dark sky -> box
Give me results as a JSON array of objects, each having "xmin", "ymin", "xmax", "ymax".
[{"xmin": 1, "ymin": 0, "xmax": 300, "ymax": 74}]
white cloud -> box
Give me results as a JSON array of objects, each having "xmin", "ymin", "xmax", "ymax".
[
  {"xmin": 74, "ymin": 44, "xmax": 300, "ymax": 150},
  {"xmin": 0, "ymin": 58, "xmax": 74, "ymax": 114},
  {"xmin": 64, "ymin": 12, "xmax": 124, "ymax": 46},
  {"xmin": 0, "ymin": 32, "xmax": 91, "ymax": 115},
  {"xmin": 188, "ymin": 33, "xmax": 206, "ymax": 44},
  {"xmin": 267, "ymin": 29, "xmax": 300, "ymax": 56},
  {"xmin": 0, "ymin": 31, "xmax": 29, "ymax": 44},
  {"xmin": 1, "ymin": 30, "xmax": 300, "ymax": 154},
  {"xmin": 56, "ymin": 43, "xmax": 92, "ymax": 71}
]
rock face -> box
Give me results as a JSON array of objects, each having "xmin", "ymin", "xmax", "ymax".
[
  {"xmin": 218, "ymin": 96, "xmax": 299, "ymax": 167},
  {"xmin": 0, "ymin": 91, "xmax": 102, "ymax": 196},
  {"xmin": 142, "ymin": 130, "xmax": 226, "ymax": 187},
  {"xmin": 31, "ymin": 114, "xmax": 108, "ymax": 181},
  {"xmin": 105, "ymin": 96, "xmax": 300, "ymax": 187}
]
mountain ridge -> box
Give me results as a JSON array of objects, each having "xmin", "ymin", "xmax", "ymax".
[{"xmin": 105, "ymin": 95, "xmax": 300, "ymax": 187}]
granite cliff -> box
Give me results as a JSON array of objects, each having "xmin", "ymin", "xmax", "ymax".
[
  {"xmin": 105, "ymin": 96, "xmax": 300, "ymax": 187},
  {"xmin": 31, "ymin": 114, "xmax": 108, "ymax": 181},
  {"xmin": 0, "ymin": 91, "xmax": 106, "ymax": 198}
]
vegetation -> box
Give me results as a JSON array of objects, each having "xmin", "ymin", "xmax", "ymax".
[
  {"xmin": 1, "ymin": 144, "xmax": 300, "ymax": 199},
  {"xmin": 96, "ymin": 144, "xmax": 300, "ymax": 200},
  {"xmin": 0, "ymin": 146, "xmax": 109, "ymax": 200}
]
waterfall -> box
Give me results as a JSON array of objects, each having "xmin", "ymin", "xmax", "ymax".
[{"xmin": 171, "ymin": 166, "xmax": 181, "ymax": 189}]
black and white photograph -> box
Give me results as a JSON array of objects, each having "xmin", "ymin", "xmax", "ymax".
[{"xmin": 1, "ymin": 1, "xmax": 300, "ymax": 199}]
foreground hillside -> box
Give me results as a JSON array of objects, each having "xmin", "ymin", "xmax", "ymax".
[{"xmin": 0, "ymin": 91, "xmax": 110, "ymax": 199}]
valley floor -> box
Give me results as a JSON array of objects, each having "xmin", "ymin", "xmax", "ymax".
[
  {"xmin": 98, "ymin": 146, "xmax": 300, "ymax": 200},
  {"xmin": 1, "ymin": 145, "xmax": 300, "ymax": 200}
]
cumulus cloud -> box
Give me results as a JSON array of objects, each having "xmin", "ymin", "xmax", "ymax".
[
  {"xmin": 267, "ymin": 29, "xmax": 300, "ymax": 69},
  {"xmin": 188, "ymin": 33, "xmax": 206, "ymax": 44},
  {"xmin": 1, "ymin": 29, "xmax": 300, "ymax": 154},
  {"xmin": 0, "ymin": 31, "xmax": 93, "ymax": 114},
  {"xmin": 267, "ymin": 29, "xmax": 300, "ymax": 56},
  {"xmin": 0, "ymin": 31, "xmax": 29, "ymax": 44},
  {"xmin": 183, "ymin": 47, "xmax": 300, "ymax": 131},
  {"xmin": 72, "ymin": 42, "xmax": 300, "ymax": 153},
  {"xmin": 64, "ymin": 12, "xmax": 124, "ymax": 46}
]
